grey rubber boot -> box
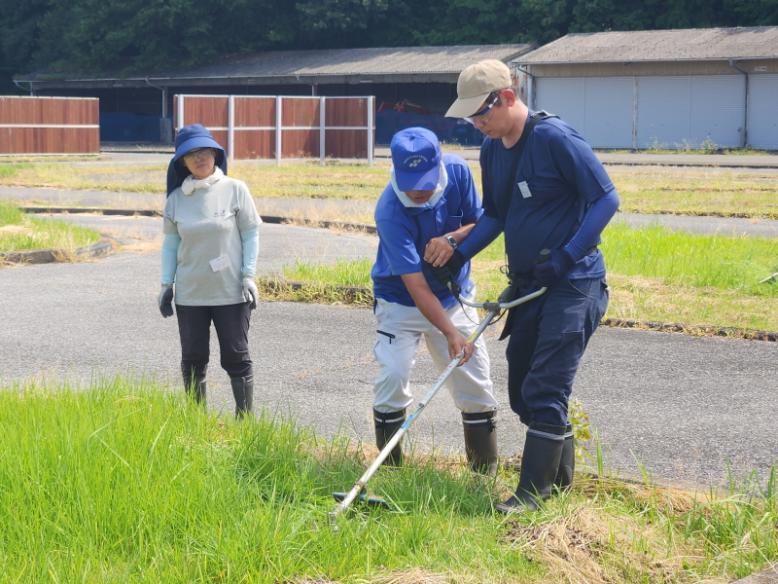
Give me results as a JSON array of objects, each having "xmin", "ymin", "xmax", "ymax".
[
  {"xmin": 462, "ymin": 411, "xmax": 498, "ymax": 475},
  {"xmin": 374, "ymin": 408, "xmax": 406, "ymax": 466},
  {"xmin": 554, "ymin": 424, "xmax": 575, "ymax": 490},
  {"xmin": 230, "ymin": 375, "xmax": 254, "ymax": 418},
  {"xmin": 495, "ymin": 423, "xmax": 566, "ymax": 514}
]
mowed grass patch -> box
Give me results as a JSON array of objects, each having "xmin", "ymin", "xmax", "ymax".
[
  {"xmin": 259, "ymin": 224, "xmax": 778, "ymax": 333},
  {"xmin": 608, "ymin": 166, "xmax": 778, "ymax": 219},
  {"xmin": 1, "ymin": 158, "xmax": 777, "ymax": 219},
  {"xmin": 1, "ymin": 380, "xmax": 775, "ymax": 583},
  {"xmin": 0, "ymin": 162, "xmax": 166, "ymax": 193},
  {"xmin": 0, "ymin": 201, "xmax": 101, "ymax": 253}
]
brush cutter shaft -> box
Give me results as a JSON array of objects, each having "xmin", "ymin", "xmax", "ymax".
[
  {"xmin": 459, "ymin": 285, "xmax": 547, "ymax": 310},
  {"xmin": 328, "ymin": 286, "xmax": 545, "ymax": 523}
]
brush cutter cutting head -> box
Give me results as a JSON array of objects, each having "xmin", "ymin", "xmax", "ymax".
[{"xmin": 332, "ymin": 491, "xmax": 390, "ymax": 508}]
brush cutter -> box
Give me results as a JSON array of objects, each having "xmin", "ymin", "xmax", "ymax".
[
  {"xmin": 760, "ymin": 271, "xmax": 778, "ymax": 284},
  {"xmin": 328, "ymin": 283, "xmax": 547, "ymax": 528}
]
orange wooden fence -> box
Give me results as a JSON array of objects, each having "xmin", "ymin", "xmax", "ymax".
[
  {"xmin": 174, "ymin": 94, "xmax": 374, "ymax": 162},
  {"xmin": 0, "ymin": 96, "xmax": 100, "ymax": 154}
]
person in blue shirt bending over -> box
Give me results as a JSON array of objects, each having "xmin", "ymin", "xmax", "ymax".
[
  {"xmin": 370, "ymin": 127, "xmax": 499, "ymax": 474},
  {"xmin": 442, "ymin": 60, "xmax": 619, "ymax": 513}
]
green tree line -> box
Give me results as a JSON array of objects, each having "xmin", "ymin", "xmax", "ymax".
[{"xmin": 1, "ymin": 0, "xmax": 777, "ymax": 87}]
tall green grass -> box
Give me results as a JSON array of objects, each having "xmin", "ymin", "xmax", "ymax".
[
  {"xmin": 0, "ymin": 201, "xmax": 101, "ymax": 252},
  {"xmin": 1, "ymin": 380, "xmax": 775, "ymax": 583},
  {"xmin": 285, "ymin": 258, "xmax": 373, "ymax": 287},
  {"xmin": 601, "ymin": 222, "xmax": 778, "ymax": 297},
  {"xmin": 0, "ymin": 380, "xmax": 536, "ymax": 583}
]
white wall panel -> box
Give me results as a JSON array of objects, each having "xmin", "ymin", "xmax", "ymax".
[
  {"xmin": 689, "ymin": 76, "xmax": 745, "ymax": 148},
  {"xmin": 534, "ymin": 73, "xmax": 755, "ymax": 150},
  {"xmin": 748, "ymin": 74, "xmax": 778, "ymax": 149},
  {"xmin": 637, "ymin": 75, "xmax": 744, "ymax": 148},
  {"xmin": 534, "ymin": 77, "xmax": 633, "ymax": 148},
  {"xmin": 637, "ymin": 76, "xmax": 692, "ymax": 148},
  {"xmin": 534, "ymin": 77, "xmax": 586, "ymax": 134},
  {"xmin": 580, "ymin": 77, "xmax": 633, "ymax": 148}
]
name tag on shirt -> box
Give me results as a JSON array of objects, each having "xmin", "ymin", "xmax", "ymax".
[
  {"xmin": 209, "ymin": 254, "xmax": 230, "ymax": 272},
  {"xmin": 517, "ymin": 181, "xmax": 532, "ymax": 199}
]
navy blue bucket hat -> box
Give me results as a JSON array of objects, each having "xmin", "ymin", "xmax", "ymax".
[{"xmin": 166, "ymin": 124, "xmax": 227, "ymax": 195}]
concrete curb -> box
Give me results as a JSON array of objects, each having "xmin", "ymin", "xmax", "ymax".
[
  {"xmin": 20, "ymin": 206, "xmax": 161, "ymax": 217},
  {"xmin": 19, "ymin": 206, "xmax": 377, "ymax": 233},
  {"xmin": 0, "ymin": 238, "xmax": 115, "ymax": 265},
  {"xmin": 730, "ymin": 564, "xmax": 778, "ymax": 583}
]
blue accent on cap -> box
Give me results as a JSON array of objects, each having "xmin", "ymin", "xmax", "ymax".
[
  {"xmin": 172, "ymin": 123, "xmax": 225, "ymax": 162},
  {"xmin": 390, "ymin": 127, "xmax": 441, "ymax": 192}
]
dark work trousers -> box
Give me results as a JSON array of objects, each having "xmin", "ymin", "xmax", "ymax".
[
  {"xmin": 175, "ymin": 302, "xmax": 253, "ymax": 383},
  {"xmin": 505, "ymin": 277, "xmax": 608, "ymax": 427}
]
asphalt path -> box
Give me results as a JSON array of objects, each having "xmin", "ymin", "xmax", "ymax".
[{"xmin": 1, "ymin": 215, "xmax": 776, "ymax": 492}]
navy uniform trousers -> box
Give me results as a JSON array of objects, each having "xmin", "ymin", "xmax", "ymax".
[{"xmin": 505, "ymin": 277, "xmax": 608, "ymax": 428}]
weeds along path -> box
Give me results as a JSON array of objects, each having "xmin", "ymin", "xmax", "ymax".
[{"xmin": 0, "ymin": 218, "xmax": 775, "ymax": 491}]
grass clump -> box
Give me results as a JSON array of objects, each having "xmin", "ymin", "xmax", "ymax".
[
  {"xmin": 0, "ymin": 201, "xmax": 101, "ymax": 253},
  {"xmin": 258, "ymin": 223, "xmax": 778, "ymax": 334},
  {"xmin": 0, "ymin": 380, "xmax": 775, "ymax": 583}
]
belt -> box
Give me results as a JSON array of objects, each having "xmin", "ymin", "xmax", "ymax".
[{"xmin": 508, "ymin": 246, "xmax": 599, "ymax": 284}]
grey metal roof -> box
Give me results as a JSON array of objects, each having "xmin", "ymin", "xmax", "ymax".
[
  {"xmin": 518, "ymin": 26, "xmax": 778, "ymax": 65},
  {"xmin": 17, "ymin": 44, "xmax": 532, "ymax": 88}
]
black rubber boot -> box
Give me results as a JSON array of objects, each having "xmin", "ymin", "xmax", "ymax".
[
  {"xmin": 495, "ymin": 423, "xmax": 566, "ymax": 514},
  {"xmin": 230, "ymin": 375, "xmax": 254, "ymax": 418},
  {"xmin": 554, "ymin": 424, "xmax": 575, "ymax": 491},
  {"xmin": 182, "ymin": 367, "xmax": 206, "ymax": 405},
  {"xmin": 374, "ymin": 408, "xmax": 406, "ymax": 466},
  {"xmin": 462, "ymin": 411, "xmax": 499, "ymax": 475}
]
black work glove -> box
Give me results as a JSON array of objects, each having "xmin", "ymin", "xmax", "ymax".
[
  {"xmin": 532, "ymin": 248, "xmax": 575, "ymax": 287},
  {"xmin": 429, "ymin": 250, "xmax": 466, "ymax": 296},
  {"xmin": 158, "ymin": 285, "xmax": 174, "ymax": 318}
]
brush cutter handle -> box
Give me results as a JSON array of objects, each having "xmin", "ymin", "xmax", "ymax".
[{"xmin": 458, "ymin": 285, "xmax": 547, "ymax": 311}]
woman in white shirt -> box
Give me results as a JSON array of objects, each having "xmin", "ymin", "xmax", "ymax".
[{"xmin": 159, "ymin": 124, "xmax": 261, "ymax": 417}]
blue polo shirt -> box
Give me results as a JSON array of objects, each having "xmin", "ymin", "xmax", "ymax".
[
  {"xmin": 480, "ymin": 114, "xmax": 616, "ymax": 278},
  {"xmin": 372, "ymin": 154, "xmax": 482, "ymax": 308}
]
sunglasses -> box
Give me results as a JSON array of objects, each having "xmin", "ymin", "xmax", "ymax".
[
  {"xmin": 183, "ymin": 148, "xmax": 214, "ymax": 161},
  {"xmin": 465, "ymin": 92, "xmax": 501, "ymax": 125}
]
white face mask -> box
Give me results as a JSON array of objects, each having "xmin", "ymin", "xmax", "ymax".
[{"xmin": 391, "ymin": 162, "xmax": 448, "ymax": 208}]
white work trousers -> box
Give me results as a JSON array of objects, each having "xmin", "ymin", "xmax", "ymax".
[{"xmin": 372, "ymin": 296, "xmax": 497, "ymax": 414}]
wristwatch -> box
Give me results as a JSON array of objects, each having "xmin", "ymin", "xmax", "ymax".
[{"xmin": 445, "ymin": 235, "xmax": 458, "ymax": 249}]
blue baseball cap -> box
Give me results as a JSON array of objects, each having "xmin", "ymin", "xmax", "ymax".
[
  {"xmin": 172, "ymin": 123, "xmax": 225, "ymax": 162},
  {"xmin": 390, "ymin": 127, "xmax": 441, "ymax": 192}
]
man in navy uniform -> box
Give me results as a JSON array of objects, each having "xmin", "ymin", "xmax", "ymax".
[{"xmin": 442, "ymin": 60, "xmax": 619, "ymax": 512}]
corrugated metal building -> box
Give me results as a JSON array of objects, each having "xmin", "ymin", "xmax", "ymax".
[
  {"xmin": 14, "ymin": 44, "xmax": 532, "ymax": 144},
  {"xmin": 516, "ymin": 26, "xmax": 778, "ymax": 150}
]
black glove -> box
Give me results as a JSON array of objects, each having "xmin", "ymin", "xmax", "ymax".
[
  {"xmin": 429, "ymin": 250, "xmax": 466, "ymax": 296},
  {"xmin": 158, "ymin": 285, "xmax": 174, "ymax": 318},
  {"xmin": 532, "ymin": 248, "xmax": 575, "ymax": 287}
]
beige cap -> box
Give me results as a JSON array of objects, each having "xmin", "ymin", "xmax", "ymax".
[{"xmin": 445, "ymin": 59, "xmax": 512, "ymax": 118}]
